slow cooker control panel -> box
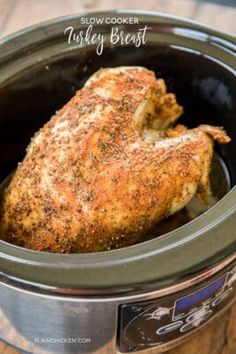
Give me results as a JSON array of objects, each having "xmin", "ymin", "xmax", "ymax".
[{"xmin": 118, "ymin": 263, "xmax": 236, "ymax": 352}]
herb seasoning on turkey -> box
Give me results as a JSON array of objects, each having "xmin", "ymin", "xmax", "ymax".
[{"xmin": 0, "ymin": 67, "xmax": 230, "ymax": 253}]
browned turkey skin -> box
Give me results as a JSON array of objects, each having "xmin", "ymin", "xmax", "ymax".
[{"xmin": 0, "ymin": 67, "xmax": 230, "ymax": 253}]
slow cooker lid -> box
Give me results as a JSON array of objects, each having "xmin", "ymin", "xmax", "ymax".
[{"xmin": 0, "ymin": 11, "xmax": 235, "ymax": 292}]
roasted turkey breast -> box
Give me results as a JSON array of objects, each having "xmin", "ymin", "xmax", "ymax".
[{"xmin": 0, "ymin": 67, "xmax": 230, "ymax": 252}]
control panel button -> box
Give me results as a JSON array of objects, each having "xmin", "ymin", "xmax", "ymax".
[
  {"xmin": 180, "ymin": 322, "xmax": 197, "ymax": 333},
  {"xmin": 212, "ymin": 288, "xmax": 233, "ymax": 307},
  {"xmin": 156, "ymin": 321, "xmax": 183, "ymax": 335},
  {"xmin": 186, "ymin": 306, "xmax": 210, "ymax": 322},
  {"xmin": 180, "ymin": 310, "xmax": 213, "ymax": 332},
  {"xmin": 187, "ymin": 309, "xmax": 212, "ymax": 325}
]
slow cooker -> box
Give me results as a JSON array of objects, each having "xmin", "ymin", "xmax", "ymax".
[{"xmin": 0, "ymin": 10, "xmax": 235, "ymax": 354}]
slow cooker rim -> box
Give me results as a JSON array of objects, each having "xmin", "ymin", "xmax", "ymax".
[
  {"xmin": 0, "ymin": 9, "xmax": 235, "ymax": 45},
  {"xmin": 0, "ymin": 11, "xmax": 235, "ymax": 291},
  {"xmin": 0, "ymin": 9, "xmax": 235, "ymax": 69}
]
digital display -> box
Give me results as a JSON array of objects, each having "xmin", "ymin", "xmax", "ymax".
[{"xmin": 174, "ymin": 275, "xmax": 226, "ymax": 316}]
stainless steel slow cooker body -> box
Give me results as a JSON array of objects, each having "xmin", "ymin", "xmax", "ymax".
[{"xmin": 0, "ymin": 11, "xmax": 235, "ymax": 354}]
